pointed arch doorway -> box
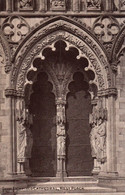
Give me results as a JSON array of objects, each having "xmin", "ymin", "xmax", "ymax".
[{"xmin": 25, "ymin": 40, "xmax": 94, "ymax": 177}]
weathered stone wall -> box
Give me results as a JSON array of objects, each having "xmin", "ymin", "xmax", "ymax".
[
  {"xmin": 0, "ymin": 54, "xmax": 10, "ymax": 177},
  {"xmin": 116, "ymin": 46, "xmax": 125, "ymax": 176}
]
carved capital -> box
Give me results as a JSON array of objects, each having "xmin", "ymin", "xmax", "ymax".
[
  {"xmin": 110, "ymin": 61, "xmax": 118, "ymax": 72},
  {"xmin": 5, "ymin": 88, "xmax": 17, "ymax": 97},
  {"xmin": 97, "ymin": 88, "xmax": 117, "ymax": 97},
  {"xmin": 5, "ymin": 88, "xmax": 24, "ymax": 98}
]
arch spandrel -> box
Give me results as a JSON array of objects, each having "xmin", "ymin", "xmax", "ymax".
[{"xmin": 10, "ymin": 16, "xmax": 113, "ymax": 93}]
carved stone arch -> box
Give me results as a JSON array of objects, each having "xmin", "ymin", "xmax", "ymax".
[
  {"xmin": 25, "ymin": 40, "xmax": 94, "ymax": 101},
  {"xmin": 5, "ymin": 16, "xmax": 119, "ymax": 179},
  {"xmin": 0, "ymin": 30, "xmax": 11, "ymax": 73},
  {"xmin": 10, "ymin": 16, "xmax": 113, "ymax": 92}
]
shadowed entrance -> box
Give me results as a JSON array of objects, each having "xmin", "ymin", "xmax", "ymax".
[
  {"xmin": 29, "ymin": 72, "xmax": 56, "ymax": 177},
  {"xmin": 66, "ymin": 72, "xmax": 93, "ymax": 176}
]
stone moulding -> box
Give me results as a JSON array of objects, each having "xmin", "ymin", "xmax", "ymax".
[
  {"xmin": 10, "ymin": 16, "xmax": 113, "ymax": 93},
  {"xmin": 97, "ymin": 88, "xmax": 118, "ymax": 97},
  {"xmin": 5, "ymin": 88, "xmax": 24, "ymax": 97}
]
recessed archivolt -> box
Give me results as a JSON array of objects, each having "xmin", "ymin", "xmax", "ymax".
[
  {"xmin": 10, "ymin": 16, "xmax": 112, "ymax": 93},
  {"xmin": 12, "ymin": 31, "xmax": 110, "ymax": 94},
  {"xmin": 25, "ymin": 40, "xmax": 97, "ymax": 100}
]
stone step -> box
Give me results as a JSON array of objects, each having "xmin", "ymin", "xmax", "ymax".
[
  {"xmin": 16, "ymin": 182, "xmax": 117, "ymax": 194},
  {"xmin": 27, "ymin": 176, "xmax": 97, "ymax": 182},
  {"xmin": 28, "ymin": 181, "xmax": 98, "ymax": 187}
]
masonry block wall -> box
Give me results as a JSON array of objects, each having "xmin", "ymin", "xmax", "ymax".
[
  {"xmin": 116, "ymin": 47, "xmax": 125, "ymax": 176},
  {"xmin": 0, "ymin": 56, "xmax": 10, "ymax": 177}
]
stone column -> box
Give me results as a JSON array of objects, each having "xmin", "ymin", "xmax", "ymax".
[
  {"xmin": 105, "ymin": 0, "xmax": 112, "ymax": 11},
  {"xmin": 56, "ymin": 97, "xmax": 67, "ymax": 179},
  {"xmin": 5, "ymin": 89, "xmax": 17, "ymax": 177},
  {"xmin": 72, "ymin": 0, "xmax": 80, "ymax": 12},
  {"xmin": 6, "ymin": 0, "xmax": 13, "ymax": 12},
  {"xmin": 106, "ymin": 95, "xmax": 117, "ymax": 175}
]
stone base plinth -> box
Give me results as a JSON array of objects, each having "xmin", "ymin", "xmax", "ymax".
[
  {"xmin": 56, "ymin": 171, "xmax": 67, "ymax": 178},
  {"xmin": 0, "ymin": 176, "xmax": 28, "ymax": 190},
  {"xmin": 98, "ymin": 175, "xmax": 125, "ymax": 192}
]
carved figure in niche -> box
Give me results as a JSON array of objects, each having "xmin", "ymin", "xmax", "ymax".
[
  {"xmin": 87, "ymin": 0, "xmax": 101, "ymax": 9},
  {"xmin": 25, "ymin": 110, "xmax": 33, "ymax": 159},
  {"xmin": 89, "ymin": 101, "xmax": 107, "ymax": 164},
  {"xmin": 57, "ymin": 124, "xmax": 66, "ymax": 156},
  {"xmin": 17, "ymin": 106, "xmax": 33, "ymax": 175},
  {"xmin": 96, "ymin": 118, "xmax": 106, "ymax": 163},
  {"xmin": 56, "ymin": 104, "xmax": 65, "ymax": 125},
  {"xmin": 89, "ymin": 122, "xmax": 98, "ymax": 158},
  {"xmin": 17, "ymin": 108, "xmax": 27, "ymax": 163},
  {"xmin": 90, "ymin": 117, "xmax": 106, "ymax": 163},
  {"xmin": 19, "ymin": 0, "xmax": 32, "ymax": 8}
]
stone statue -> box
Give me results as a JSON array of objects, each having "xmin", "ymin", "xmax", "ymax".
[
  {"xmin": 19, "ymin": 0, "xmax": 32, "ymax": 8},
  {"xmin": 90, "ymin": 118, "xmax": 106, "ymax": 163},
  {"xmin": 90, "ymin": 122, "xmax": 98, "ymax": 158},
  {"xmin": 57, "ymin": 124, "xmax": 66, "ymax": 156},
  {"xmin": 56, "ymin": 103, "xmax": 65, "ymax": 125},
  {"xmin": 17, "ymin": 106, "xmax": 33, "ymax": 175},
  {"xmin": 96, "ymin": 118, "xmax": 106, "ymax": 163},
  {"xmin": 17, "ymin": 109, "xmax": 27, "ymax": 163}
]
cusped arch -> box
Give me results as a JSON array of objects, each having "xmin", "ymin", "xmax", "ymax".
[
  {"xmin": 11, "ymin": 16, "xmax": 113, "ymax": 93},
  {"xmin": 0, "ymin": 30, "xmax": 11, "ymax": 73}
]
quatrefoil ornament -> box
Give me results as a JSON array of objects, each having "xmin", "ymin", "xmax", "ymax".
[
  {"xmin": 1, "ymin": 16, "xmax": 30, "ymax": 43},
  {"xmin": 93, "ymin": 16, "xmax": 120, "ymax": 43}
]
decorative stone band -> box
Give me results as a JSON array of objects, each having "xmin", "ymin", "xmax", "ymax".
[
  {"xmin": 5, "ymin": 88, "xmax": 24, "ymax": 98},
  {"xmin": 97, "ymin": 88, "xmax": 117, "ymax": 97}
]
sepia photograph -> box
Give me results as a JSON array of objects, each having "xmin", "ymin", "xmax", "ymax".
[{"xmin": 0, "ymin": 0, "xmax": 125, "ymax": 194}]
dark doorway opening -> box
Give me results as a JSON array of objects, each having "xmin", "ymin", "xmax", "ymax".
[
  {"xmin": 29, "ymin": 72, "xmax": 56, "ymax": 177},
  {"xmin": 66, "ymin": 72, "xmax": 93, "ymax": 176}
]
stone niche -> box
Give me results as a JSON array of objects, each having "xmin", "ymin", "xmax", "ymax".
[
  {"xmin": 18, "ymin": 0, "xmax": 34, "ymax": 11},
  {"xmin": 50, "ymin": 0, "xmax": 66, "ymax": 11}
]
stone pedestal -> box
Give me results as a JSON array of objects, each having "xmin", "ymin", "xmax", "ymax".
[
  {"xmin": 92, "ymin": 158, "xmax": 101, "ymax": 175},
  {"xmin": 98, "ymin": 175, "xmax": 125, "ymax": 191}
]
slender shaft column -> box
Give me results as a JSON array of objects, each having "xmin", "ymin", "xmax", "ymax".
[
  {"xmin": 6, "ymin": 0, "xmax": 13, "ymax": 12},
  {"xmin": 5, "ymin": 89, "xmax": 17, "ymax": 176},
  {"xmin": 106, "ymin": 95, "xmax": 117, "ymax": 175},
  {"xmin": 92, "ymin": 158, "xmax": 101, "ymax": 175},
  {"xmin": 56, "ymin": 97, "xmax": 67, "ymax": 180},
  {"xmin": 105, "ymin": 0, "xmax": 112, "ymax": 11},
  {"xmin": 39, "ymin": 0, "xmax": 47, "ymax": 12},
  {"xmin": 72, "ymin": 0, "xmax": 80, "ymax": 12}
]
